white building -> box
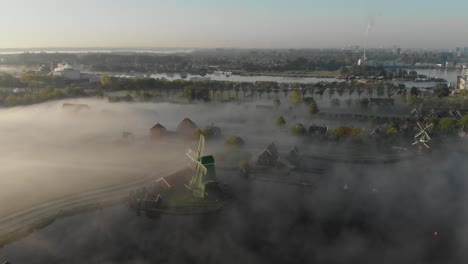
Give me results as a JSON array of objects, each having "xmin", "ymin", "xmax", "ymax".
[
  {"xmin": 52, "ymin": 64, "xmax": 81, "ymax": 80},
  {"xmin": 456, "ymin": 74, "xmax": 468, "ymax": 90}
]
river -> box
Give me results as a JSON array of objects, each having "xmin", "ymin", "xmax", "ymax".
[{"xmin": 123, "ymin": 68, "xmax": 468, "ymax": 88}]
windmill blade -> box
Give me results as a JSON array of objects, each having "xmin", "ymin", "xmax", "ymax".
[
  {"xmin": 195, "ymin": 161, "xmax": 208, "ymax": 175},
  {"xmin": 415, "ymin": 131, "xmax": 424, "ymax": 138},
  {"xmin": 425, "ymin": 123, "xmax": 434, "ymax": 130},
  {"xmin": 417, "ymin": 122, "xmax": 424, "ymax": 130},
  {"xmin": 425, "ymin": 132, "xmax": 431, "ymax": 141},
  {"xmin": 423, "ymin": 143, "xmax": 430, "ymax": 149},
  {"xmin": 412, "ymin": 141, "xmax": 419, "ymax": 145},
  {"xmin": 186, "ymin": 150, "xmax": 197, "ymax": 162},
  {"xmin": 197, "ymin": 134, "xmax": 205, "ymax": 159}
]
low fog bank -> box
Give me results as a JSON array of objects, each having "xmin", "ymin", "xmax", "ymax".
[
  {"xmin": 0, "ymin": 98, "xmax": 302, "ymax": 216},
  {"xmin": 1, "ymin": 149, "xmax": 468, "ymax": 263},
  {"xmin": 1, "ymin": 98, "xmax": 468, "ymax": 263}
]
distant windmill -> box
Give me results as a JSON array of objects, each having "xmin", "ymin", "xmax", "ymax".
[
  {"xmin": 412, "ymin": 122, "xmax": 433, "ymax": 149},
  {"xmin": 186, "ymin": 135, "xmax": 216, "ymax": 198}
]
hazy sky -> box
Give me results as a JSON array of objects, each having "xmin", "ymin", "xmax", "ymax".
[{"xmin": 0, "ymin": 0, "xmax": 467, "ymax": 49}]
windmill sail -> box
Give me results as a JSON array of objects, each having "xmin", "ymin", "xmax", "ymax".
[{"xmin": 186, "ymin": 134, "xmax": 209, "ymax": 198}]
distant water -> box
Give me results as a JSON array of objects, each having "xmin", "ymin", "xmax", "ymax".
[
  {"xmin": 408, "ymin": 68, "xmax": 467, "ymax": 84},
  {"xmin": 140, "ymin": 73, "xmax": 450, "ymax": 88}
]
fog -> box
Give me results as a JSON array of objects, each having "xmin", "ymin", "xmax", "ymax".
[
  {"xmin": 0, "ymin": 98, "xmax": 467, "ymax": 263},
  {"xmin": 0, "ymin": 98, "xmax": 296, "ymax": 216}
]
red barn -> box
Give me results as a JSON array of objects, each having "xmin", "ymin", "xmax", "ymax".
[
  {"xmin": 177, "ymin": 118, "xmax": 198, "ymax": 135},
  {"xmin": 150, "ymin": 123, "xmax": 167, "ymax": 139}
]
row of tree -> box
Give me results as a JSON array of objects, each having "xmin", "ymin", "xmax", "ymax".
[{"xmin": 1, "ymin": 87, "xmax": 86, "ymax": 106}]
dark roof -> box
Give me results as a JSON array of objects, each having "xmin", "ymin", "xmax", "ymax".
[
  {"xmin": 289, "ymin": 146, "xmax": 299, "ymax": 156},
  {"xmin": 200, "ymin": 155, "xmax": 215, "ymax": 165},
  {"xmin": 309, "ymin": 125, "xmax": 328, "ymax": 135},
  {"xmin": 177, "ymin": 118, "xmax": 198, "ymax": 132},
  {"xmin": 370, "ymin": 128, "xmax": 383, "ymax": 136},
  {"xmin": 151, "ymin": 123, "xmax": 166, "ymax": 130},
  {"xmin": 266, "ymin": 143, "xmax": 279, "ymax": 158},
  {"xmin": 426, "ymin": 109, "xmax": 439, "ymax": 118},
  {"xmin": 156, "ymin": 168, "xmax": 192, "ymax": 188}
]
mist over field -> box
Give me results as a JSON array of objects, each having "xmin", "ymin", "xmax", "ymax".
[
  {"xmin": 0, "ymin": 99, "xmax": 467, "ymax": 263},
  {"xmin": 1, "ymin": 150, "xmax": 467, "ymax": 263},
  {"xmin": 0, "ymin": 98, "xmax": 298, "ymax": 216}
]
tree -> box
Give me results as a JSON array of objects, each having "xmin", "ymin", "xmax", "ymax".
[
  {"xmin": 458, "ymin": 114, "xmax": 468, "ymax": 128},
  {"xmin": 100, "ymin": 75, "xmax": 113, "ymax": 87},
  {"xmin": 433, "ymin": 83, "xmax": 450, "ymax": 98},
  {"xmin": 328, "ymin": 87, "xmax": 335, "ymax": 99},
  {"xmin": 438, "ymin": 117, "xmax": 457, "ymax": 133},
  {"xmin": 386, "ymin": 127, "xmax": 399, "ymax": 136},
  {"xmin": 337, "ymin": 86, "xmax": 345, "ymax": 99},
  {"xmin": 410, "ymin": 87, "xmax": 419, "ymax": 97},
  {"xmin": 377, "ymin": 83, "xmax": 385, "ymax": 98},
  {"xmin": 290, "ymin": 90, "xmax": 302, "ymax": 106},
  {"xmin": 183, "ymin": 86, "xmax": 193, "ymax": 102},
  {"xmin": 351, "ymin": 128, "xmax": 364, "ymax": 139},
  {"xmin": 331, "ymin": 127, "xmax": 347, "ymax": 140},
  {"xmin": 273, "ymin": 98, "xmax": 281, "ymax": 107},
  {"xmin": 360, "ymin": 98, "xmax": 369, "ymax": 108},
  {"xmin": 224, "ymin": 136, "xmax": 245, "ymax": 148},
  {"xmin": 276, "ymin": 116, "xmax": 286, "ymax": 127},
  {"xmin": 4, "ymin": 95, "xmax": 19, "ymax": 106},
  {"xmin": 308, "ymin": 102, "xmax": 319, "ymax": 115},
  {"xmin": 289, "ymin": 123, "xmax": 306, "ymax": 135}
]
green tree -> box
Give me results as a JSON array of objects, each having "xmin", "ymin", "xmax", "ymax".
[
  {"xmin": 331, "ymin": 127, "xmax": 346, "ymax": 140},
  {"xmin": 100, "ymin": 75, "xmax": 113, "ymax": 87},
  {"xmin": 351, "ymin": 128, "xmax": 364, "ymax": 139},
  {"xmin": 289, "ymin": 123, "xmax": 306, "ymax": 135},
  {"xmin": 438, "ymin": 117, "xmax": 457, "ymax": 133},
  {"xmin": 273, "ymin": 98, "xmax": 281, "ymax": 107},
  {"xmin": 410, "ymin": 87, "xmax": 419, "ymax": 97},
  {"xmin": 183, "ymin": 86, "xmax": 193, "ymax": 102},
  {"xmin": 308, "ymin": 102, "xmax": 319, "ymax": 115},
  {"xmin": 458, "ymin": 114, "xmax": 468, "ymax": 127},
  {"xmin": 386, "ymin": 127, "xmax": 399, "ymax": 136},
  {"xmin": 4, "ymin": 95, "xmax": 18, "ymax": 106},
  {"xmin": 290, "ymin": 90, "xmax": 302, "ymax": 106},
  {"xmin": 224, "ymin": 136, "xmax": 245, "ymax": 148},
  {"xmin": 433, "ymin": 83, "xmax": 450, "ymax": 98},
  {"xmin": 275, "ymin": 116, "xmax": 286, "ymax": 127}
]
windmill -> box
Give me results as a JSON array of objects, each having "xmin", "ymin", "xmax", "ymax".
[
  {"xmin": 186, "ymin": 135, "xmax": 216, "ymax": 198},
  {"xmin": 412, "ymin": 122, "xmax": 433, "ymax": 149}
]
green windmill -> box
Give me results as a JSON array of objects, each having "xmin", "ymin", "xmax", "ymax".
[
  {"xmin": 186, "ymin": 135, "xmax": 217, "ymax": 198},
  {"xmin": 412, "ymin": 122, "xmax": 433, "ymax": 149}
]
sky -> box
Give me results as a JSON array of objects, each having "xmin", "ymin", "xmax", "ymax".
[{"xmin": 0, "ymin": 0, "xmax": 467, "ymax": 49}]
